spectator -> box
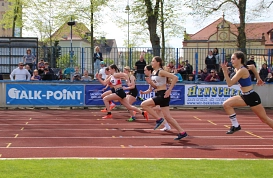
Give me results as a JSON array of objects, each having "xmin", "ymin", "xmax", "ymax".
[
  {"xmin": 265, "ymin": 72, "xmax": 273, "ymax": 83},
  {"xmin": 99, "ymin": 61, "xmax": 107, "ymax": 80},
  {"xmin": 205, "ymin": 69, "xmax": 220, "ymax": 82},
  {"xmin": 31, "ymin": 69, "xmax": 41, "ymax": 81},
  {"xmin": 174, "ymin": 69, "xmax": 183, "ymax": 82},
  {"xmin": 41, "ymin": 68, "xmax": 53, "ymax": 80},
  {"xmin": 200, "ymin": 68, "xmax": 209, "ymax": 81},
  {"xmin": 213, "ymin": 48, "xmax": 220, "ymax": 72},
  {"xmin": 246, "ymin": 56, "xmax": 257, "ymax": 81},
  {"xmin": 188, "ymin": 74, "xmax": 195, "ymax": 81},
  {"xmin": 134, "ymin": 54, "xmax": 146, "ymax": 81},
  {"xmin": 177, "ymin": 61, "xmax": 187, "ymax": 80},
  {"xmin": 167, "ymin": 61, "xmax": 175, "ymax": 73},
  {"xmin": 93, "ymin": 46, "xmax": 103, "ymax": 76},
  {"xmin": 23, "ymin": 49, "xmax": 36, "ymax": 70},
  {"xmin": 10, "ymin": 62, "xmax": 31, "ymax": 81},
  {"xmin": 185, "ymin": 60, "xmax": 193, "ymax": 75},
  {"xmin": 38, "ymin": 59, "xmax": 45, "ymax": 70},
  {"xmin": 205, "ymin": 51, "xmax": 216, "ymax": 72},
  {"xmin": 81, "ymin": 70, "xmax": 92, "ymax": 81},
  {"xmin": 259, "ymin": 63, "xmax": 269, "ymax": 81},
  {"xmin": 72, "ymin": 66, "xmax": 82, "ymax": 81},
  {"xmin": 25, "ymin": 64, "xmax": 33, "ymax": 76},
  {"xmin": 63, "ymin": 67, "xmax": 75, "ymax": 80}
]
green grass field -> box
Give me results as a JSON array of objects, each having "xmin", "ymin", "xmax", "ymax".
[{"xmin": 1, "ymin": 159, "xmax": 273, "ymax": 178}]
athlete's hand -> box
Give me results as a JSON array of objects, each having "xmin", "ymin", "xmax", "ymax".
[
  {"xmin": 220, "ymin": 62, "xmax": 228, "ymax": 72},
  {"xmin": 122, "ymin": 86, "xmax": 127, "ymax": 90},
  {"xmin": 139, "ymin": 90, "xmax": 144, "ymax": 94},
  {"xmin": 256, "ymin": 78, "xmax": 265, "ymax": 86},
  {"xmin": 102, "ymin": 87, "xmax": 107, "ymax": 91},
  {"xmin": 164, "ymin": 89, "xmax": 171, "ymax": 98},
  {"xmin": 95, "ymin": 73, "xmax": 99, "ymax": 79}
]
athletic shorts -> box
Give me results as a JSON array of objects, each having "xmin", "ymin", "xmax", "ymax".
[
  {"xmin": 240, "ymin": 90, "xmax": 261, "ymax": 107},
  {"xmin": 115, "ymin": 88, "xmax": 127, "ymax": 99},
  {"xmin": 111, "ymin": 87, "xmax": 115, "ymax": 93},
  {"xmin": 152, "ymin": 90, "xmax": 170, "ymax": 107},
  {"xmin": 128, "ymin": 88, "xmax": 138, "ymax": 97}
]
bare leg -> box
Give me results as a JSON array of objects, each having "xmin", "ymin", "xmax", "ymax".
[
  {"xmin": 251, "ymin": 104, "xmax": 273, "ymax": 129},
  {"xmin": 141, "ymin": 98, "xmax": 160, "ymax": 119},
  {"xmin": 161, "ymin": 107, "xmax": 184, "ymax": 133}
]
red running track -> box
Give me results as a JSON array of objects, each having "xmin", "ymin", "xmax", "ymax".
[{"xmin": 0, "ymin": 109, "xmax": 273, "ymax": 159}]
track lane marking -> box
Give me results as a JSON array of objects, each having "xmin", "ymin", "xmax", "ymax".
[
  {"xmin": 245, "ymin": 131, "xmax": 263, "ymax": 139},
  {"xmin": 6, "ymin": 143, "xmax": 12, "ymax": 148},
  {"xmin": 14, "ymin": 134, "xmax": 19, "ymax": 138},
  {"xmin": 207, "ymin": 120, "xmax": 217, "ymax": 125},
  {"xmin": 193, "ymin": 116, "xmax": 201, "ymax": 120},
  {"xmin": 21, "ymin": 127, "xmax": 24, "ymax": 130}
]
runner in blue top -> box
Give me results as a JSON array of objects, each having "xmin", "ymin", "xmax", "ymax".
[{"xmin": 221, "ymin": 51, "xmax": 273, "ymax": 134}]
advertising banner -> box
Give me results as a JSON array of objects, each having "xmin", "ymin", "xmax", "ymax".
[
  {"xmin": 6, "ymin": 84, "xmax": 84, "ymax": 106},
  {"xmin": 85, "ymin": 84, "xmax": 185, "ymax": 106},
  {"xmin": 184, "ymin": 84, "xmax": 241, "ymax": 106}
]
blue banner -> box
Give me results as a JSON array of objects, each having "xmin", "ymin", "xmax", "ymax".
[
  {"xmin": 85, "ymin": 84, "xmax": 185, "ymax": 106},
  {"xmin": 6, "ymin": 84, "xmax": 84, "ymax": 106}
]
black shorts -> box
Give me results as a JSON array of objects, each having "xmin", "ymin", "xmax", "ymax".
[
  {"xmin": 111, "ymin": 88, "xmax": 115, "ymax": 93},
  {"xmin": 240, "ymin": 90, "xmax": 261, "ymax": 107},
  {"xmin": 115, "ymin": 88, "xmax": 127, "ymax": 99},
  {"xmin": 128, "ymin": 88, "xmax": 138, "ymax": 97},
  {"xmin": 152, "ymin": 90, "xmax": 170, "ymax": 107}
]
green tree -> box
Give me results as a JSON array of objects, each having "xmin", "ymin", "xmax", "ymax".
[{"xmin": 0, "ymin": 0, "xmax": 24, "ymax": 37}]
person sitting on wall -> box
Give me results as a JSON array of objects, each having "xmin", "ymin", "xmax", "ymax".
[
  {"xmin": 174, "ymin": 69, "xmax": 183, "ymax": 82},
  {"xmin": 72, "ymin": 66, "xmax": 82, "ymax": 81},
  {"xmin": 200, "ymin": 68, "xmax": 209, "ymax": 81},
  {"xmin": 187, "ymin": 74, "xmax": 195, "ymax": 81},
  {"xmin": 10, "ymin": 62, "xmax": 31, "ymax": 81},
  {"xmin": 81, "ymin": 70, "xmax": 92, "ymax": 81},
  {"xmin": 205, "ymin": 69, "xmax": 220, "ymax": 82},
  {"xmin": 265, "ymin": 72, "xmax": 273, "ymax": 83},
  {"xmin": 31, "ymin": 69, "xmax": 41, "ymax": 81}
]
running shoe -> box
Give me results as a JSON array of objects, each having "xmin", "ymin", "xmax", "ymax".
[
  {"xmin": 101, "ymin": 108, "xmax": 107, "ymax": 112},
  {"xmin": 143, "ymin": 111, "xmax": 149, "ymax": 121},
  {"xmin": 226, "ymin": 125, "xmax": 241, "ymax": 134},
  {"xmin": 160, "ymin": 126, "xmax": 171, "ymax": 131},
  {"xmin": 102, "ymin": 114, "xmax": 112, "ymax": 119},
  {"xmin": 127, "ymin": 117, "xmax": 136, "ymax": 122},
  {"xmin": 110, "ymin": 104, "xmax": 116, "ymax": 110},
  {"xmin": 154, "ymin": 118, "xmax": 164, "ymax": 130},
  {"xmin": 174, "ymin": 132, "xmax": 188, "ymax": 140}
]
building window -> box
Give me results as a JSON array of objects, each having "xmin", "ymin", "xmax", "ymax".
[
  {"xmin": 271, "ymin": 32, "xmax": 273, "ymax": 42},
  {"xmin": 2, "ymin": 2, "xmax": 4, "ymax": 6}
]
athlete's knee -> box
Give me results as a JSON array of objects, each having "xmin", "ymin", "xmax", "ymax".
[{"xmin": 223, "ymin": 101, "xmax": 231, "ymax": 109}]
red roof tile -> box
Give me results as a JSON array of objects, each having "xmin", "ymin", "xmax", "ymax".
[{"xmin": 189, "ymin": 18, "xmax": 273, "ymax": 45}]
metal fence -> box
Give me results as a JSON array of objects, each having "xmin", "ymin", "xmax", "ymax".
[{"xmin": 1, "ymin": 46, "xmax": 272, "ymax": 76}]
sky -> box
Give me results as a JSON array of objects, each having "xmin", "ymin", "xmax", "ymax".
[{"xmin": 22, "ymin": 1, "xmax": 273, "ymax": 48}]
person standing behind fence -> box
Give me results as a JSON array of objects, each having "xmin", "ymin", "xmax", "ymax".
[
  {"xmin": 134, "ymin": 54, "xmax": 146, "ymax": 81},
  {"xmin": 10, "ymin": 62, "xmax": 31, "ymax": 81},
  {"xmin": 93, "ymin": 46, "xmax": 103, "ymax": 77},
  {"xmin": 23, "ymin": 49, "xmax": 36, "ymax": 70},
  {"xmin": 213, "ymin": 48, "xmax": 220, "ymax": 72},
  {"xmin": 205, "ymin": 50, "xmax": 216, "ymax": 72}
]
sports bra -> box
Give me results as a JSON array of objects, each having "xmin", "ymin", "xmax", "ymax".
[
  {"xmin": 237, "ymin": 66, "xmax": 252, "ymax": 87},
  {"xmin": 109, "ymin": 75, "xmax": 122, "ymax": 86},
  {"xmin": 151, "ymin": 68, "xmax": 167, "ymax": 86}
]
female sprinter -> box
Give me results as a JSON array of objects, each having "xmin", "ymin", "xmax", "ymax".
[
  {"xmin": 96, "ymin": 64, "xmax": 149, "ymax": 120},
  {"xmin": 140, "ymin": 65, "xmax": 171, "ymax": 131},
  {"xmin": 221, "ymin": 51, "xmax": 273, "ymax": 134},
  {"xmin": 122, "ymin": 66, "xmax": 139, "ymax": 121},
  {"xmin": 141, "ymin": 56, "xmax": 188, "ymax": 140},
  {"xmin": 100, "ymin": 67, "xmax": 116, "ymax": 112}
]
